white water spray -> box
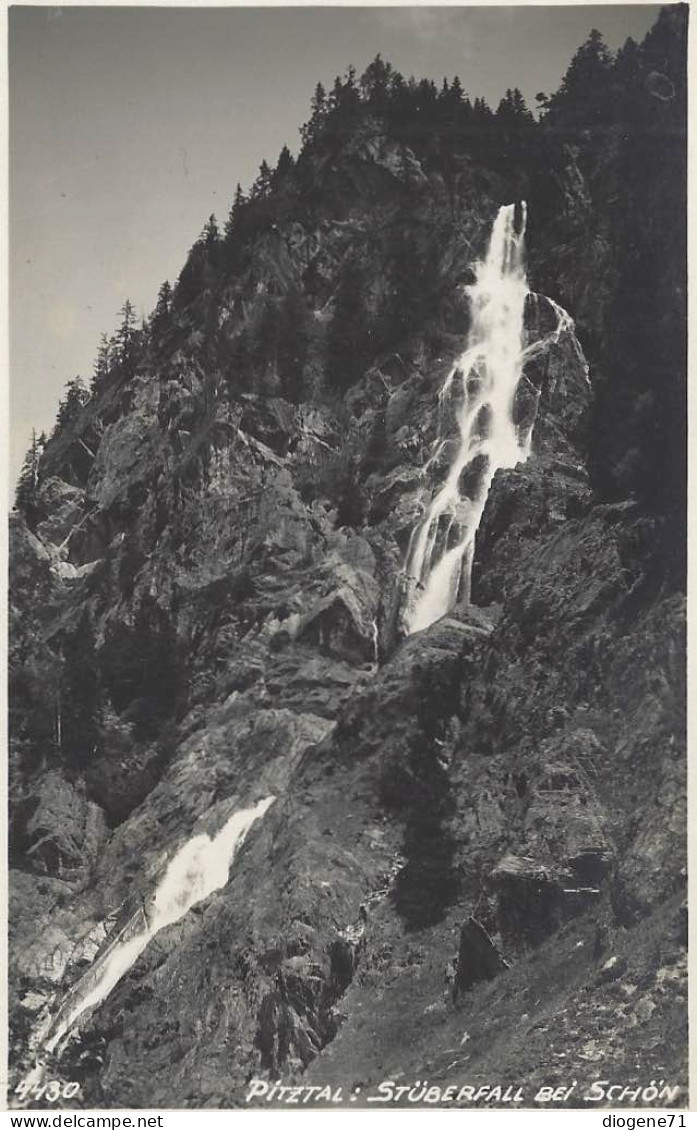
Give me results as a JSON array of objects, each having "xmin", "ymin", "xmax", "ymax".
[
  {"xmin": 44, "ymin": 796, "xmax": 275, "ymax": 1054},
  {"xmin": 370, "ymin": 618, "xmax": 379, "ymax": 672},
  {"xmin": 404, "ymin": 203, "xmax": 575, "ymax": 634}
]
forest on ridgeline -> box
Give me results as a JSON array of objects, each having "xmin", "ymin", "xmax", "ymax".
[{"xmin": 17, "ymin": 8, "xmax": 686, "ymax": 550}]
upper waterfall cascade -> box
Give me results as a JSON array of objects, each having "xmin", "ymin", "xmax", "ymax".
[
  {"xmin": 404, "ymin": 202, "xmax": 577, "ymax": 635},
  {"xmin": 44, "ymin": 796, "xmax": 276, "ymax": 1054}
]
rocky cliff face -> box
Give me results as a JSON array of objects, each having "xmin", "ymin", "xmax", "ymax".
[{"xmin": 9, "ymin": 99, "xmax": 686, "ymax": 1109}]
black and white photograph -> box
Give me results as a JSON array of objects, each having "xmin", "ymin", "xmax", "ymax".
[{"xmin": 6, "ymin": 2, "xmax": 689, "ymax": 1114}]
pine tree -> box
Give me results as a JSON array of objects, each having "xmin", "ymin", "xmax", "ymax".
[
  {"xmin": 202, "ymin": 214, "xmax": 220, "ymax": 245},
  {"xmin": 360, "ymin": 54, "xmax": 393, "ymax": 111},
  {"xmin": 415, "ymin": 78, "xmax": 438, "ymax": 114},
  {"xmin": 233, "ymin": 181, "xmax": 246, "ymax": 214},
  {"xmin": 151, "ymin": 281, "xmax": 173, "ymax": 337},
  {"xmin": 545, "ymin": 28, "xmax": 614, "ymax": 131},
  {"xmin": 273, "ymin": 145, "xmax": 295, "ymax": 187},
  {"xmin": 225, "ymin": 184, "xmax": 247, "ymax": 239},
  {"xmin": 252, "ymin": 160, "xmax": 273, "ymax": 200},
  {"xmin": 174, "ymin": 224, "xmax": 219, "ymax": 308},
  {"xmin": 311, "ymin": 81, "xmax": 327, "ymax": 117},
  {"xmin": 300, "ymin": 83, "xmax": 327, "ymax": 147},
  {"xmin": 329, "ymin": 67, "xmax": 361, "ymax": 119},
  {"xmin": 157, "ymin": 280, "xmax": 173, "ymax": 318},
  {"xmin": 611, "ymin": 37, "xmax": 643, "ymax": 121},
  {"xmin": 55, "ymin": 377, "xmax": 89, "ymax": 433},
  {"xmin": 496, "ymin": 87, "xmax": 534, "ymax": 124},
  {"xmin": 450, "ymin": 75, "xmax": 464, "ymax": 103},
  {"xmin": 91, "ymin": 334, "xmax": 110, "ymax": 392},
  {"xmin": 329, "ymin": 74, "xmax": 345, "ymax": 113},
  {"xmin": 346, "ymin": 64, "xmax": 358, "ymax": 96},
  {"xmin": 440, "ymin": 74, "xmax": 469, "ymax": 145},
  {"xmin": 473, "ymin": 96, "xmax": 492, "ymax": 119},
  {"xmin": 15, "ymin": 429, "xmax": 43, "ymax": 518},
  {"xmin": 114, "ymin": 299, "xmax": 138, "ymax": 374}
]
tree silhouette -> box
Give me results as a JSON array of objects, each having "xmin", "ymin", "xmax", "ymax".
[
  {"xmin": 300, "ymin": 83, "xmax": 327, "ymax": 148},
  {"xmin": 91, "ymin": 334, "xmax": 111, "ymax": 393},
  {"xmin": 252, "ymin": 160, "xmax": 273, "ymax": 200},
  {"xmin": 113, "ymin": 299, "xmax": 138, "ymax": 376},
  {"xmin": 273, "ymin": 145, "xmax": 295, "ymax": 186},
  {"xmin": 151, "ymin": 280, "xmax": 173, "ymax": 337},
  {"xmin": 545, "ymin": 28, "xmax": 614, "ymax": 134},
  {"xmin": 203, "ymin": 214, "xmax": 220, "ymax": 245},
  {"xmin": 15, "ymin": 429, "xmax": 44, "ymax": 520},
  {"xmin": 55, "ymin": 377, "xmax": 89, "ymax": 433},
  {"xmin": 360, "ymin": 54, "xmax": 393, "ymax": 112},
  {"xmin": 225, "ymin": 183, "xmax": 247, "ymax": 240}
]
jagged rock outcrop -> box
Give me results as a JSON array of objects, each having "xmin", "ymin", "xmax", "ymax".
[
  {"xmin": 22, "ymin": 772, "xmax": 109, "ymax": 884},
  {"xmin": 8, "ymin": 32, "xmax": 687, "ymax": 1108}
]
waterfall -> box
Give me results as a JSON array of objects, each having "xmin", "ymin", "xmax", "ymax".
[
  {"xmin": 370, "ymin": 618, "xmax": 379, "ymax": 672},
  {"xmin": 44, "ymin": 796, "xmax": 275, "ymax": 1054},
  {"xmin": 404, "ymin": 202, "xmax": 574, "ymax": 635}
]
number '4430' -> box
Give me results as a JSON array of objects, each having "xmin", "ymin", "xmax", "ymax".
[{"xmin": 15, "ymin": 1080, "xmax": 81, "ymax": 1102}]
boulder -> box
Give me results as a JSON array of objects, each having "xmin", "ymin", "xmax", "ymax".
[
  {"xmin": 35, "ymin": 478, "xmax": 86, "ymax": 551},
  {"xmin": 239, "ymin": 396, "xmax": 298, "ymax": 456},
  {"xmin": 489, "ymin": 844, "xmax": 605, "ymax": 953},
  {"xmin": 89, "ymin": 380, "xmax": 164, "ymax": 509},
  {"xmin": 454, "ymin": 917, "xmax": 509, "ymax": 998},
  {"xmin": 297, "ymin": 588, "xmax": 374, "ymax": 664},
  {"xmin": 24, "ymin": 771, "xmax": 109, "ymax": 884},
  {"xmin": 265, "ymin": 651, "xmax": 365, "ymax": 719}
]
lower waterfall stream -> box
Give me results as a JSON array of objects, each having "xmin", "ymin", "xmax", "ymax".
[{"xmin": 41, "ymin": 796, "xmax": 275, "ymax": 1056}]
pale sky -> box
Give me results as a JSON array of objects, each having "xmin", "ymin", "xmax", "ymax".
[{"xmin": 9, "ymin": 4, "xmax": 662, "ymax": 489}]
